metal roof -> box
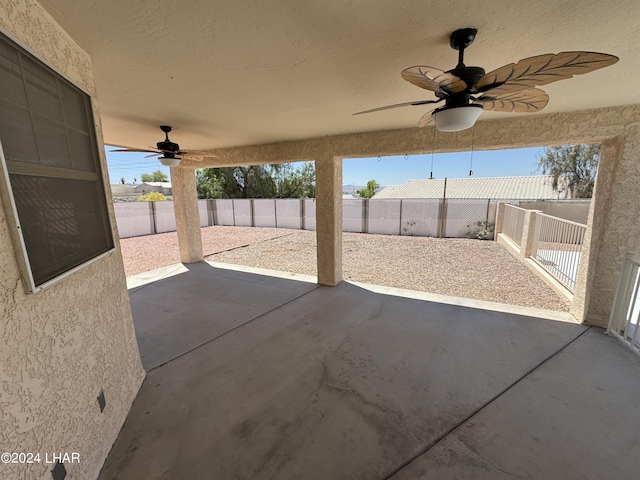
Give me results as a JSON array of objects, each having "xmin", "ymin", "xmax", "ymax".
[{"xmin": 373, "ymin": 176, "xmax": 567, "ymax": 200}]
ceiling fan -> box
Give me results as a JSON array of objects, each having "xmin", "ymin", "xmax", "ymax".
[
  {"xmin": 111, "ymin": 125, "xmax": 217, "ymax": 167},
  {"xmin": 354, "ymin": 28, "xmax": 618, "ymax": 132}
]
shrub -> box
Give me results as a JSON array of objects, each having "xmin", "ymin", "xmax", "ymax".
[{"xmin": 137, "ymin": 192, "xmax": 167, "ymax": 202}]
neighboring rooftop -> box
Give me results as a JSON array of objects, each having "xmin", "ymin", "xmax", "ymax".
[
  {"xmin": 373, "ymin": 175, "xmax": 567, "ymax": 200},
  {"xmin": 140, "ymin": 182, "xmax": 172, "ymax": 188}
]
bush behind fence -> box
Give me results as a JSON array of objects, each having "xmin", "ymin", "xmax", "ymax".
[{"xmin": 114, "ymin": 198, "xmax": 555, "ymax": 240}]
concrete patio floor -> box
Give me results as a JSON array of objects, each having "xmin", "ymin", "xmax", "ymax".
[{"xmin": 99, "ymin": 262, "xmax": 640, "ymax": 479}]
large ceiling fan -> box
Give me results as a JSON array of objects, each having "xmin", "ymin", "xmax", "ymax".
[
  {"xmin": 354, "ymin": 28, "xmax": 618, "ymax": 132},
  {"xmin": 111, "ymin": 125, "xmax": 217, "ymax": 167}
]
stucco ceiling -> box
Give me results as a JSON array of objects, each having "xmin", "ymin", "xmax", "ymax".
[{"xmin": 37, "ymin": 0, "xmax": 640, "ymax": 151}]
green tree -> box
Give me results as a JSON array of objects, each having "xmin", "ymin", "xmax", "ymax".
[
  {"xmin": 137, "ymin": 192, "xmax": 167, "ymax": 202},
  {"xmin": 356, "ymin": 179, "xmax": 380, "ymax": 198},
  {"xmin": 538, "ymin": 144, "xmax": 600, "ymax": 198},
  {"xmin": 195, "ymin": 162, "xmax": 315, "ymax": 199},
  {"xmin": 140, "ymin": 170, "xmax": 169, "ymax": 182},
  {"xmin": 120, "ymin": 177, "xmax": 126, "ymax": 184}
]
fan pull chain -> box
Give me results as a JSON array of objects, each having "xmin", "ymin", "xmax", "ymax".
[
  {"xmin": 429, "ymin": 127, "xmax": 436, "ymax": 179},
  {"xmin": 469, "ymin": 126, "xmax": 476, "ymax": 176}
]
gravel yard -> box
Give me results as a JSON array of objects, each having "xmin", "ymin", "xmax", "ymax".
[
  {"xmin": 120, "ymin": 226, "xmax": 291, "ymax": 276},
  {"xmin": 121, "ymin": 226, "xmax": 569, "ymax": 311}
]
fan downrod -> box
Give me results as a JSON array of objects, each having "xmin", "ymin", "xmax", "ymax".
[
  {"xmin": 450, "ymin": 28, "xmax": 477, "ymax": 67},
  {"xmin": 157, "ymin": 125, "xmax": 180, "ymax": 152}
]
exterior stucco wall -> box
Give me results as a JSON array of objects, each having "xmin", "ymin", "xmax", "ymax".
[
  {"xmin": 181, "ymin": 104, "xmax": 640, "ymax": 327},
  {"xmin": 572, "ymin": 129, "xmax": 640, "ymax": 326},
  {"xmin": 0, "ymin": 2, "xmax": 144, "ymax": 480}
]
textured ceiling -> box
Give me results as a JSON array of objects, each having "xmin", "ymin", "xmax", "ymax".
[{"xmin": 37, "ymin": 0, "xmax": 640, "ymax": 151}]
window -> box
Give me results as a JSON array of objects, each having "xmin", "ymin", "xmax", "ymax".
[{"xmin": 0, "ymin": 32, "xmax": 113, "ymax": 291}]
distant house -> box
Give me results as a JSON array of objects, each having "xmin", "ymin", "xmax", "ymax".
[
  {"xmin": 110, "ymin": 184, "xmax": 136, "ymax": 196},
  {"xmin": 134, "ymin": 182, "xmax": 172, "ymax": 196},
  {"xmin": 373, "ymin": 175, "xmax": 568, "ymax": 200}
]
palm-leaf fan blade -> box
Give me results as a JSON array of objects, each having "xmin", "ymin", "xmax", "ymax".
[
  {"xmin": 476, "ymin": 51, "xmax": 619, "ymax": 93},
  {"xmin": 110, "ymin": 148, "xmax": 158, "ymax": 153},
  {"xmin": 418, "ymin": 108, "xmax": 437, "ymax": 128},
  {"xmin": 353, "ymin": 99, "xmax": 441, "ymax": 115},
  {"xmin": 401, "ymin": 66, "xmax": 467, "ymax": 94},
  {"xmin": 476, "ymin": 87, "xmax": 549, "ymax": 112}
]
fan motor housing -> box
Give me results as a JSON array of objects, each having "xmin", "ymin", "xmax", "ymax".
[
  {"xmin": 448, "ymin": 66, "xmax": 485, "ymax": 93},
  {"xmin": 156, "ymin": 140, "xmax": 180, "ymax": 152}
]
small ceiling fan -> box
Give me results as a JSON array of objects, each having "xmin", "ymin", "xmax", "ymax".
[
  {"xmin": 111, "ymin": 125, "xmax": 217, "ymax": 167},
  {"xmin": 354, "ymin": 28, "xmax": 618, "ymax": 132}
]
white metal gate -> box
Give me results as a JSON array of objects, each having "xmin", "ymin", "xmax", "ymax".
[{"xmin": 607, "ymin": 254, "xmax": 640, "ymax": 353}]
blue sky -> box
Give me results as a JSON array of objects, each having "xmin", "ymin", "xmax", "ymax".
[{"xmin": 105, "ymin": 145, "xmax": 545, "ymax": 187}]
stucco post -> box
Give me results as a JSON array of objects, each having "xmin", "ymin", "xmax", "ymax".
[
  {"xmin": 571, "ymin": 132, "xmax": 640, "ymax": 327},
  {"xmin": 520, "ymin": 210, "xmax": 541, "ymax": 258},
  {"xmin": 315, "ymin": 154, "xmax": 342, "ymax": 286},
  {"xmin": 494, "ymin": 202, "xmax": 505, "ymax": 237},
  {"xmin": 170, "ymin": 166, "xmax": 203, "ymax": 263}
]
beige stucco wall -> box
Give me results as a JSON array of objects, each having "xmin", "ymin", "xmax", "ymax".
[
  {"xmin": 0, "ymin": 2, "xmax": 145, "ymax": 480},
  {"xmin": 519, "ymin": 200, "xmax": 591, "ymax": 224}
]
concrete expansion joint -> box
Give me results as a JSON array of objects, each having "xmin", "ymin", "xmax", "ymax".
[
  {"xmin": 146, "ymin": 285, "xmax": 320, "ymax": 372},
  {"xmin": 446, "ymin": 437, "xmax": 526, "ymax": 478},
  {"xmin": 382, "ymin": 327, "xmax": 592, "ymax": 479},
  {"xmin": 320, "ymin": 362, "xmax": 424, "ymax": 445}
]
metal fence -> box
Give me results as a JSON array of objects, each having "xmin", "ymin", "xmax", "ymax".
[
  {"xmin": 344, "ymin": 198, "xmax": 499, "ymax": 238},
  {"xmin": 115, "ymin": 198, "xmax": 504, "ymax": 240},
  {"xmin": 530, "ymin": 213, "xmax": 587, "ymax": 291},
  {"xmin": 607, "ymin": 255, "xmax": 640, "ymax": 354},
  {"xmin": 114, "ymin": 199, "xmax": 314, "ymax": 238},
  {"xmin": 502, "ymin": 204, "xmax": 526, "ymax": 247}
]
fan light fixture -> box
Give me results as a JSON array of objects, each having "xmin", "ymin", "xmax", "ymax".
[
  {"xmin": 432, "ymin": 105, "xmax": 483, "ymax": 132},
  {"xmin": 158, "ymin": 156, "xmax": 181, "ymax": 167}
]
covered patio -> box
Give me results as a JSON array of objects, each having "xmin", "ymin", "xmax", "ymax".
[
  {"xmin": 3, "ymin": 2, "xmax": 640, "ymax": 479},
  {"xmin": 98, "ymin": 262, "xmax": 640, "ymax": 479}
]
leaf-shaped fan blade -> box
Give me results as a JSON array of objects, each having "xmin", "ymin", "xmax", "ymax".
[
  {"xmin": 418, "ymin": 108, "xmax": 437, "ymax": 128},
  {"xmin": 476, "ymin": 51, "xmax": 618, "ymax": 93},
  {"xmin": 401, "ymin": 66, "xmax": 467, "ymax": 94},
  {"xmin": 476, "ymin": 87, "xmax": 549, "ymax": 113},
  {"xmin": 110, "ymin": 148, "xmax": 159, "ymax": 153},
  {"xmin": 353, "ymin": 99, "xmax": 442, "ymax": 115}
]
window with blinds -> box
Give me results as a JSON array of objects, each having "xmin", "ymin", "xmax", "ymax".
[{"xmin": 0, "ymin": 33, "xmax": 113, "ymax": 290}]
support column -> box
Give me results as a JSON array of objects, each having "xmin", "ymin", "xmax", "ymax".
[
  {"xmin": 170, "ymin": 166, "xmax": 203, "ymax": 264},
  {"xmin": 315, "ymin": 154, "xmax": 342, "ymax": 286},
  {"xmin": 571, "ymin": 132, "xmax": 640, "ymax": 327},
  {"xmin": 494, "ymin": 202, "xmax": 505, "ymax": 237},
  {"xmin": 520, "ymin": 210, "xmax": 541, "ymax": 258}
]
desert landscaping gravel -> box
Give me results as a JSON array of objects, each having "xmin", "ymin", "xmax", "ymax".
[
  {"xmin": 120, "ymin": 226, "xmax": 291, "ymax": 276},
  {"xmin": 121, "ymin": 226, "xmax": 569, "ymax": 312}
]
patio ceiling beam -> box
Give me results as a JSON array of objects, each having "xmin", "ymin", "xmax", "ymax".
[{"xmin": 179, "ymin": 105, "xmax": 638, "ymax": 169}]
